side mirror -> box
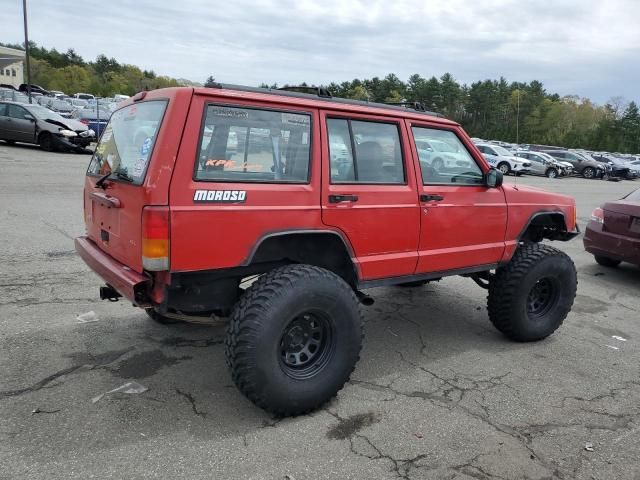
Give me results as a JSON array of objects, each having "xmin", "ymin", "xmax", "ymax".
[
  {"xmin": 485, "ymin": 168, "xmax": 503, "ymax": 188},
  {"xmin": 24, "ymin": 114, "xmax": 35, "ymax": 122}
]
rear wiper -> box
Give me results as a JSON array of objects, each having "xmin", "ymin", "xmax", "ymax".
[
  {"xmin": 95, "ymin": 172, "xmax": 112, "ymax": 189},
  {"xmin": 114, "ymin": 171, "xmax": 134, "ymax": 182}
]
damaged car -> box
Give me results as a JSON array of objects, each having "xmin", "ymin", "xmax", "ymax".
[{"xmin": 0, "ymin": 100, "xmax": 95, "ymax": 152}]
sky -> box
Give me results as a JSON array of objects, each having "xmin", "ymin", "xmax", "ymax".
[{"xmin": 4, "ymin": 0, "xmax": 640, "ymax": 104}]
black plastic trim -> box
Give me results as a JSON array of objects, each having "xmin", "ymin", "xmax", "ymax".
[
  {"xmin": 357, "ymin": 264, "xmax": 498, "ymax": 290},
  {"xmin": 517, "ymin": 210, "xmax": 569, "ymax": 242}
]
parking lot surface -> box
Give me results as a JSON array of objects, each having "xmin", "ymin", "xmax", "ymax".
[{"xmin": 1, "ymin": 143, "xmax": 639, "ymax": 480}]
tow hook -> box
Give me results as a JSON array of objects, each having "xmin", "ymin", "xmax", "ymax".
[
  {"xmin": 356, "ymin": 291, "xmax": 374, "ymax": 306},
  {"xmin": 100, "ymin": 285, "xmax": 122, "ymax": 302}
]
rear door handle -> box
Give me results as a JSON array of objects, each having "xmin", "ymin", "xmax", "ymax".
[
  {"xmin": 420, "ymin": 194, "xmax": 444, "ymax": 202},
  {"xmin": 329, "ymin": 194, "xmax": 359, "ymax": 203}
]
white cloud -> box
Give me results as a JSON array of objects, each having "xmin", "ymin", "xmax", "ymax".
[{"xmin": 3, "ymin": 0, "xmax": 639, "ymax": 103}]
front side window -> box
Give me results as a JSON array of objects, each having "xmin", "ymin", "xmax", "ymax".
[
  {"xmin": 195, "ymin": 105, "xmax": 311, "ymax": 183},
  {"xmin": 7, "ymin": 104, "xmax": 27, "ymax": 119},
  {"xmin": 327, "ymin": 118, "xmax": 405, "ymax": 184},
  {"xmin": 413, "ymin": 127, "xmax": 484, "ymax": 185},
  {"xmin": 87, "ymin": 100, "xmax": 167, "ymax": 184}
]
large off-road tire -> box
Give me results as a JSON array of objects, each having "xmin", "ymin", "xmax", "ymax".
[
  {"xmin": 225, "ymin": 264, "xmax": 363, "ymax": 416},
  {"xmin": 488, "ymin": 243, "xmax": 577, "ymax": 342},
  {"xmin": 594, "ymin": 255, "xmax": 621, "ymax": 268}
]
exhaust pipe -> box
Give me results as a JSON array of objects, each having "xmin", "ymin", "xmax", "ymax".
[
  {"xmin": 356, "ymin": 291, "xmax": 374, "ymax": 306},
  {"xmin": 100, "ymin": 285, "xmax": 122, "ymax": 302}
]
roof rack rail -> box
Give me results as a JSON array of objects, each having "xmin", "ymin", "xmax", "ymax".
[
  {"xmin": 277, "ymin": 85, "xmax": 332, "ymax": 98},
  {"xmin": 384, "ymin": 101, "xmax": 427, "ymax": 112},
  {"xmin": 202, "ymin": 83, "xmax": 445, "ymax": 118}
]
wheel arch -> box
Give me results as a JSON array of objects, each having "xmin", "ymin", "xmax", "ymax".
[
  {"xmin": 244, "ymin": 230, "xmax": 360, "ymax": 286},
  {"xmin": 518, "ymin": 211, "xmax": 570, "ymax": 242}
]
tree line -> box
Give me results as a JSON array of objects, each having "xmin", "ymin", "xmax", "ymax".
[
  {"xmin": 1, "ymin": 41, "xmax": 180, "ymax": 97},
  {"xmin": 3, "ymin": 42, "xmax": 638, "ymax": 153}
]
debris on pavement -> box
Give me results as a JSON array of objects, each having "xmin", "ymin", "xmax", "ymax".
[
  {"xmin": 612, "ymin": 335, "xmax": 627, "ymax": 342},
  {"xmin": 414, "ymin": 432, "xmax": 423, "ymax": 439},
  {"xmin": 31, "ymin": 408, "xmax": 61, "ymax": 415},
  {"xmin": 605, "ymin": 345, "xmax": 620, "ymax": 350},
  {"xmin": 76, "ymin": 311, "xmax": 100, "ymax": 323},
  {"xmin": 92, "ymin": 382, "xmax": 148, "ymax": 403},
  {"xmin": 585, "ymin": 442, "xmax": 595, "ymax": 452}
]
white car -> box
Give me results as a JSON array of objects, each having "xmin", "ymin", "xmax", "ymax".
[
  {"xmin": 415, "ymin": 139, "xmax": 474, "ymax": 170},
  {"xmin": 475, "ymin": 143, "xmax": 531, "ymax": 175}
]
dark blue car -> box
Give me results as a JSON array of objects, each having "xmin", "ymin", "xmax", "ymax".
[{"xmin": 71, "ymin": 108, "xmax": 111, "ymax": 137}]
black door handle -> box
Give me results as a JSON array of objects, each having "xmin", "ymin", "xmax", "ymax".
[
  {"xmin": 329, "ymin": 194, "xmax": 359, "ymax": 203},
  {"xmin": 420, "ymin": 194, "xmax": 444, "ymax": 202}
]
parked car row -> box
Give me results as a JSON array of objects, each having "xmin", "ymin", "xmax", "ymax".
[{"xmin": 472, "ymin": 138, "xmax": 639, "ymax": 182}]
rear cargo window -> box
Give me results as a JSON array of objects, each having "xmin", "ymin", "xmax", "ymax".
[
  {"xmin": 87, "ymin": 100, "xmax": 167, "ymax": 184},
  {"xmin": 194, "ymin": 105, "xmax": 311, "ymax": 183}
]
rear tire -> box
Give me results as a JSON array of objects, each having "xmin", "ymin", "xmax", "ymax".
[
  {"xmin": 225, "ymin": 264, "xmax": 363, "ymax": 416},
  {"xmin": 594, "ymin": 255, "xmax": 621, "ymax": 268},
  {"xmin": 488, "ymin": 243, "xmax": 577, "ymax": 342}
]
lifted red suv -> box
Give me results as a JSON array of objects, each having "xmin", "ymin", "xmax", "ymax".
[{"xmin": 76, "ymin": 85, "xmax": 579, "ymax": 416}]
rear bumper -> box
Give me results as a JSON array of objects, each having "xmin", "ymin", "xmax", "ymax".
[
  {"xmin": 583, "ymin": 222, "xmax": 640, "ymax": 265},
  {"xmin": 75, "ymin": 236, "xmax": 151, "ymax": 305}
]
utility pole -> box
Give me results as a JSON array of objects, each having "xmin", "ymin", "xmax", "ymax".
[
  {"xmin": 516, "ymin": 89, "xmax": 520, "ymax": 144},
  {"xmin": 22, "ymin": 0, "xmax": 33, "ymax": 103}
]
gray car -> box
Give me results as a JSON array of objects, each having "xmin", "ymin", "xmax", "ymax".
[
  {"xmin": 0, "ymin": 101, "xmax": 95, "ymax": 152},
  {"xmin": 514, "ymin": 150, "xmax": 564, "ymax": 178}
]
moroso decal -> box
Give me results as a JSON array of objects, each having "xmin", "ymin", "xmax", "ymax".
[{"xmin": 193, "ymin": 190, "xmax": 247, "ymax": 203}]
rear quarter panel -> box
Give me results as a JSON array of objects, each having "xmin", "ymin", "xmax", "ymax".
[{"xmin": 168, "ymin": 93, "xmax": 326, "ymax": 272}]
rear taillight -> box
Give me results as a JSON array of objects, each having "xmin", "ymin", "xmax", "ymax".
[
  {"xmin": 79, "ymin": 119, "xmax": 89, "ymax": 125},
  {"xmin": 590, "ymin": 207, "xmax": 604, "ymax": 224},
  {"xmin": 142, "ymin": 206, "xmax": 170, "ymax": 271}
]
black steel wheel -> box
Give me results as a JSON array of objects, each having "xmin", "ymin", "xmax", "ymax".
[
  {"xmin": 488, "ymin": 243, "xmax": 577, "ymax": 342},
  {"xmin": 279, "ymin": 312, "xmax": 333, "ymax": 379},
  {"xmin": 225, "ymin": 264, "xmax": 363, "ymax": 416}
]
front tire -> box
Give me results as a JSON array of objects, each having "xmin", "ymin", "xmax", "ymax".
[
  {"xmin": 432, "ymin": 158, "xmax": 444, "ymax": 170},
  {"xmin": 488, "ymin": 243, "xmax": 577, "ymax": 342},
  {"xmin": 545, "ymin": 168, "xmax": 558, "ymax": 178},
  {"xmin": 38, "ymin": 132, "xmax": 54, "ymax": 152},
  {"xmin": 582, "ymin": 167, "xmax": 595, "ymax": 179},
  {"xmin": 225, "ymin": 265, "xmax": 363, "ymax": 416},
  {"xmin": 498, "ymin": 162, "xmax": 511, "ymax": 175},
  {"xmin": 594, "ymin": 255, "xmax": 621, "ymax": 268}
]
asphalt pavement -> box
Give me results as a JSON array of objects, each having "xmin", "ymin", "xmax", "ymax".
[{"xmin": 1, "ymin": 143, "xmax": 639, "ymax": 479}]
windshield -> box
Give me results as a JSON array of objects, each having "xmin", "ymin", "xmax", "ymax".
[
  {"xmin": 27, "ymin": 104, "xmax": 68, "ymax": 122},
  {"xmin": 87, "ymin": 100, "xmax": 167, "ymax": 184},
  {"xmin": 492, "ymin": 145, "xmax": 512, "ymax": 156}
]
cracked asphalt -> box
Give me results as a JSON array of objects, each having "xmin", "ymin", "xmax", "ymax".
[{"xmin": 1, "ymin": 143, "xmax": 639, "ymax": 480}]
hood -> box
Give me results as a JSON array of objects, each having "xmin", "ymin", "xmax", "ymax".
[
  {"xmin": 44, "ymin": 118, "xmax": 88, "ymax": 131},
  {"xmin": 503, "ymin": 183, "xmax": 575, "ymax": 205}
]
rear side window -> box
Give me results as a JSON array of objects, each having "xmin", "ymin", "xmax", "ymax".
[
  {"xmin": 195, "ymin": 105, "xmax": 311, "ymax": 183},
  {"xmin": 327, "ymin": 118, "xmax": 405, "ymax": 184},
  {"xmin": 87, "ymin": 100, "xmax": 167, "ymax": 184}
]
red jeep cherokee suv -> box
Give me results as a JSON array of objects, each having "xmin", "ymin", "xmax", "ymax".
[{"xmin": 76, "ymin": 85, "xmax": 579, "ymax": 416}]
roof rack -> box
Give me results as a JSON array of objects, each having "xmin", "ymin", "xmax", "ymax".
[
  {"xmin": 204, "ymin": 82, "xmax": 444, "ymax": 118},
  {"xmin": 277, "ymin": 85, "xmax": 332, "ymax": 98},
  {"xmin": 384, "ymin": 101, "xmax": 427, "ymax": 112}
]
